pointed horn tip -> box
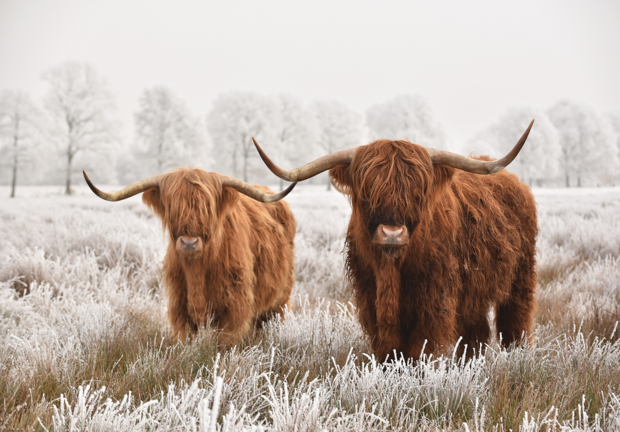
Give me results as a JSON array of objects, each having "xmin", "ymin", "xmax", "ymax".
[
  {"xmin": 252, "ymin": 137, "xmax": 265, "ymax": 154},
  {"xmin": 527, "ymin": 119, "xmax": 535, "ymax": 131},
  {"xmin": 83, "ymin": 170, "xmax": 115, "ymax": 201},
  {"xmin": 282, "ymin": 181, "xmax": 297, "ymax": 196},
  {"xmin": 251, "ymin": 139, "xmax": 295, "ymax": 181},
  {"xmin": 83, "ymin": 170, "xmax": 100, "ymax": 195},
  {"xmin": 265, "ymin": 181, "xmax": 297, "ymax": 202}
]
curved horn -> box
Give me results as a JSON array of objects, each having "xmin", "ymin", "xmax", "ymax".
[
  {"xmin": 219, "ymin": 174, "xmax": 296, "ymax": 203},
  {"xmin": 425, "ymin": 120, "xmax": 535, "ymax": 174},
  {"xmin": 253, "ymin": 137, "xmax": 358, "ymax": 181},
  {"xmin": 83, "ymin": 171, "xmax": 160, "ymax": 201}
]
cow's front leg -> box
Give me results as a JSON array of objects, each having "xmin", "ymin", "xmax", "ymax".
[
  {"xmin": 216, "ymin": 276, "xmax": 255, "ymax": 345},
  {"xmin": 163, "ymin": 260, "xmax": 195, "ymax": 342}
]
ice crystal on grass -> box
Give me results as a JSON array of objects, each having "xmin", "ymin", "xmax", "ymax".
[{"xmin": 1, "ymin": 186, "xmax": 620, "ymax": 430}]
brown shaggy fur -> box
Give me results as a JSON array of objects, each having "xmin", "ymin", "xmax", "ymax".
[
  {"xmin": 142, "ymin": 168, "xmax": 296, "ymax": 343},
  {"xmin": 329, "ymin": 140, "xmax": 537, "ymax": 361}
]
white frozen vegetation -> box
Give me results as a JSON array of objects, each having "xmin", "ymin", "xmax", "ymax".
[
  {"xmin": 0, "ymin": 90, "xmax": 48, "ymax": 196},
  {"xmin": 366, "ymin": 94, "xmax": 446, "ymax": 150},
  {"xmin": 4, "ymin": 57, "xmax": 619, "ymax": 191},
  {"xmin": 128, "ymin": 86, "xmax": 210, "ymax": 181},
  {"xmin": 547, "ymin": 100, "xmax": 619, "ymax": 187},
  {"xmin": 1, "ymin": 187, "xmax": 620, "ymax": 430},
  {"xmin": 468, "ymin": 107, "xmax": 562, "ymax": 185},
  {"xmin": 43, "ymin": 61, "xmax": 120, "ymax": 193},
  {"xmin": 206, "ymin": 91, "xmax": 278, "ymax": 182},
  {"xmin": 270, "ymin": 94, "xmax": 318, "ymax": 169},
  {"xmin": 309, "ymin": 100, "xmax": 365, "ymax": 190}
]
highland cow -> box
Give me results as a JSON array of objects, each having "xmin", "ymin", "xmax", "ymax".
[
  {"xmin": 253, "ymin": 120, "xmax": 537, "ymax": 361},
  {"xmin": 84, "ymin": 168, "xmax": 297, "ymax": 343}
]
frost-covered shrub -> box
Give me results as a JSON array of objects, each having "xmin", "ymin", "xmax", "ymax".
[{"xmin": 1, "ymin": 185, "xmax": 620, "ymax": 430}]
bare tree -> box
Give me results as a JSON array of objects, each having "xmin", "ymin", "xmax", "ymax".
[
  {"xmin": 366, "ymin": 94, "xmax": 446, "ymax": 149},
  {"xmin": 270, "ymin": 94, "xmax": 317, "ymax": 190},
  {"xmin": 207, "ymin": 91, "xmax": 275, "ymax": 182},
  {"xmin": 606, "ymin": 112, "xmax": 620, "ymax": 185},
  {"xmin": 43, "ymin": 62, "xmax": 118, "ymax": 195},
  {"xmin": 134, "ymin": 86, "xmax": 209, "ymax": 176},
  {"xmin": 310, "ymin": 100, "xmax": 364, "ymax": 190},
  {"xmin": 468, "ymin": 108, "xmax": 561, "ymax": 186},
  {"xmin": 548, "ymin": 100, "xmax": 618, "ymax": 187},
  {"xmin": 0, "ymin": 91, "xmax": 45, "ymax": 197}
]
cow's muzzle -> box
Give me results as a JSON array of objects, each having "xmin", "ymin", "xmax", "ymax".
[
  {"xmin": 372, "ymin": 224, "xmax": 409, "ymax": 246},
  {"xmin": 176, "ymin": 236, "xmax": 203, "ymax": 253}
]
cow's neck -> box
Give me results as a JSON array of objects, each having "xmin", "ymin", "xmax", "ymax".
[
  {"xmin": 373, "ymin": 257, "xmax": 403, "ymax": 350},
  {"xmin": 369, "ymin": 223, "xmax": 431, "ymax": 350},
  {"xmin": 180, "ymin": 254, "xmax": 212, "ymax": 326},
  {"xmin": 181, "ymin": 239, "xmax": 227, "ymax": 326}
]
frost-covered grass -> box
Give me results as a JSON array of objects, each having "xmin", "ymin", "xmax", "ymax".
[{"xmin": 1, "ymin": 185, "xmax": 619, "ymax": 430}]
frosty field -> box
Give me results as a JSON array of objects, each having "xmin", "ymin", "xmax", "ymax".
[{"xmin": 1, "ymin": 185, "xmax": 619, "ymax": 431}]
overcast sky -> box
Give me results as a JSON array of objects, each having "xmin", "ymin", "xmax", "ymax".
[{"xmin": 1, "ymin": 0, "xmax": 619, "ymax": 148}]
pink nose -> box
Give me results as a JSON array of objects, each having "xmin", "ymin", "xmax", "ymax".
[
  {"xmin": 373, "ymin": 224, "xmax": 409, "ymax": 246},
  {"xmin": 382, "ymin": 226, "xmax": 403, "ymax": 238}
]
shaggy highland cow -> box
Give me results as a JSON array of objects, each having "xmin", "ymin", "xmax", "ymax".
[
  {"xmin": 84, "ymin": 168, "xmax": 296, "ymax": 343},
  {"xmin": 254, "ymin": 120, "xmax": 537, "ymax": 361}
]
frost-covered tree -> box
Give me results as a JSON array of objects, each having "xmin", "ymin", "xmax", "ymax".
[
  {"xmin": 43, "ymin": 62, "xmax": 118, "ymax": 194},
  {"xmin": 547, "ymin": 100, "xmax": 618, "ymax": 187},
  {"xmin": 310, "ymin": 100, "xmax": 364, "ymax": 190},
  {"xmin": 270, "ymin": 94, "xmax": 317, "ymax": 190},
  {"xmin": 0, "ymin": 91, "xmax": 45, "ymax": 197},
  {"xmin": 606, "ymin": 112, "xmax": 620, "ymax": 184},
  {"xmin": 134, "ymin": 86, "xmax": 209, "ymax": 177},
  {"xmin": 366, "ymin": 94, "xmax": 446, "ymax": 149},
  {"xmin": 207, "ymin": 91, "xmax": 275, "ymax": 182},
  {"xmin": 468, "ymin": 108, "xmax": 561, "ymax": 186}
]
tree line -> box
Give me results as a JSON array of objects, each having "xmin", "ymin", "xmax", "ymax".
[{"xmin": 1, "ymin": 61, "xmax": 619, "ymax": 197}]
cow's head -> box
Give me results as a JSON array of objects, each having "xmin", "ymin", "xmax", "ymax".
[
  {"xmin": 253, "ymin": 120, "xmax": 534, "ymax": 257},
  {"xmin": 83, "ymin": 168, "xmax": 295, "ymax": 258}
]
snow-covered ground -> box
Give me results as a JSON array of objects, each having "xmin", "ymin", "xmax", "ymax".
[{"xmin": 1, "ymin": 185, "xmax": 619, "ymax": 430}]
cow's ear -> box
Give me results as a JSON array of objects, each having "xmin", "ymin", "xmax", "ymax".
[
  {"xmin": 219, "ymin": 186, "xmax": 240, "ymax": 215},
  {"xmin": 329, "ymin": 165, "xmax": 353, "ymax": 195},
  {"xmin": 142, "ymin": 188, "xmax": 164, "ymax": 219}
]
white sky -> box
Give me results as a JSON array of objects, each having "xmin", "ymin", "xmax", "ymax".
[{"xmin": 1, "ymin": 0, "xmax": 619, "ymax": 148}]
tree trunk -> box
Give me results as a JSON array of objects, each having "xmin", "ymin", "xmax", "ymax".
[
  {"xmin": 327, "ymin": 176, "xmax": 331, "ymax": 191},
  {"xmin": 10, "ymin": 163, "xmax": 17, "ymax": 198},
  {"xmin": 231, "ymin": 150, "xmax": 237, "ymax": 178},
  {"xmin": 157, "ymin": 137, "xmax": 164, "ymax": 172},
  {"xmin": 566, "ymin": 174, "xmax": 570, "ymax": 187},
  {"xmin": 243, "ymin": 150, "xmax": 248, "ymax": 183},
  {"xmin": 65, "ymin": 149, "xmax": 74, "ymax": 195},
  {"xmin": 10, "ymin": 125, "xmax": 18, "ymax": 198},
  {"xmin": 578, "ymin": 176, "xmax": 581, "ymax": 187}
]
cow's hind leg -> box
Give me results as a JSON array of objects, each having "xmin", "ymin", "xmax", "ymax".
[{"xmin": 495, "ymin": 259, "xmax": 537, "ymax": 349}]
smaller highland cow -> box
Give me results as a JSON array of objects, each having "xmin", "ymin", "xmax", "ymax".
[{"xmin": 84, "ymin": 168, "xmax": 296, "ymax": 343}]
